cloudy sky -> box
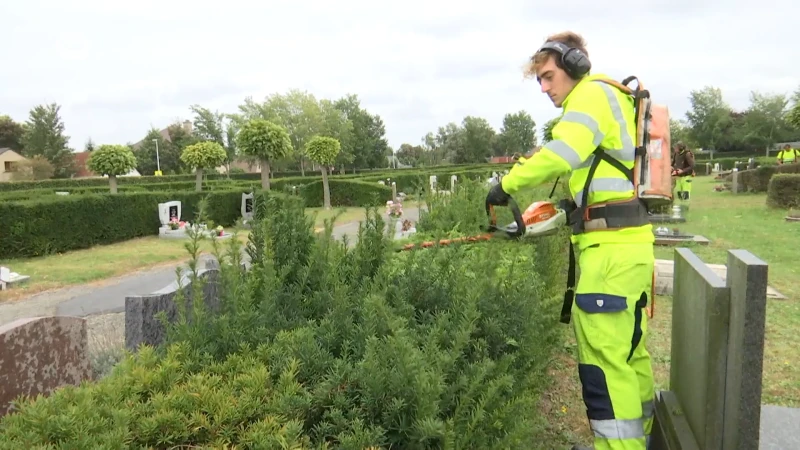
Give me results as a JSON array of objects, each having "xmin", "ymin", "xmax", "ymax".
[{"xmin": 2, "ymin": 0, "xmax": 798, "ymax": 153}]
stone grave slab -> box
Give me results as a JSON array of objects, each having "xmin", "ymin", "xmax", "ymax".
[
  {"xmin": 649, "ymin": 214, "xmax": 687, "ymax": 224},
  {"xmin": 241, "ymin": 192, "xmax": 254, "ymax": 222},
  {"xmin": 654, "ymin": 259, "xmax": 786, "ymax": 299},
  {"xmin": 723, "ymin": 250, "xmax": 768, "ymax": 449},
  {"xmin": 759, "ymin": 405, "xmax": 800, "ymax": 449},
  {"xmin": 125, "ymin": 263, "xmax": 221, "ymax": 351},
  {"xmin": 654, "ymin": 234, "xmax": 710, "ymax": 246},
  {"xmin": 669, "ymin": 248, "xmax": 730, "ymax": 449},
  {"xmin": 0, "ymin": 266, "xmax": 30, "ymax": 290},
  {"xmin": 0, "ymin": 316, "xmax": 91, "ymax": 417}
]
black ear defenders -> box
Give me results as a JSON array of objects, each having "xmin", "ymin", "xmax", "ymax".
[{"xmin": 536, "ymin": 41, "xmax": 591, "ymax": 79}]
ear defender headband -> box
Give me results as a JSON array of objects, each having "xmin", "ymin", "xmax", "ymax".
[{"xmin": 536, "ymin": 41, "xmax": 591, "ymax": 79}]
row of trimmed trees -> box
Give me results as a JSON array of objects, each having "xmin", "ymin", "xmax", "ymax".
[{"xmin": 87, "ymin": 118, "xmax": 342, "ymax": 209}]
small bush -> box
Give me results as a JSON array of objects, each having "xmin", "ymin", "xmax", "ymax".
[{"xmin": 767, "ymin": 174, "xmax": 800, "ymax": 208}]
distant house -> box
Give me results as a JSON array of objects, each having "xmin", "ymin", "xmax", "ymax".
[
  {"xmin": 0, "ymin": 148, "xmax": 27, "ymax": 182},
  {"xmin": 73, "ymin": 151, "xmax": 94, "ymax": 177},
  {"xmin": 131, "ymin": 120, "xmax": 193, "ymax": 150}
]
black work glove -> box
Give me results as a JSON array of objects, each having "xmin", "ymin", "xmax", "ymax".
[
  {"xmin": 486, "ymin": 182, "xmax": 511, "ymax": 206},
  {"xmin": 557, "ymin": 198, "xmax": 577, "ymax": 215}
]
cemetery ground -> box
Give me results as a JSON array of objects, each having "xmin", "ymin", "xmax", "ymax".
[
  {"xmin": 540, "ymin": 174, "xmax": 799, "ymax": 446},
  {"xmin": 0, "ymin": 203, "xmax": 403, "ymax": 303}
]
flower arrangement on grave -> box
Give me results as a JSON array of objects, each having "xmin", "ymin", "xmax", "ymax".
[
  {"xmin": 215, "ymin": 225, "xmax": 225, "ymax": 236},
  {"xmin": 401, "ymin": 219, "xmax": 414, "ymax": 232},
  {"xmin": 168, "ymin": 217, "xmax": 186, "ymax": 230},
  {"xmin": 385, "ymin": 200, "xmax": 403, "ymax": 218}
]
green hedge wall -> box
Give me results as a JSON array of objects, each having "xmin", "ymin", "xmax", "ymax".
[
  {"xmin": 0, "ymin": 177, "xmax": 396, "ymax": 258},
  {"xmin": 725, "ymin": 163, "xmax": 800, "ymax": 193},
  {"xmin": 0, "ymin": 190, "xmax": 247, "ymax": 258},
  {"xmin": 0, "ymin": 163, "xmax": 509, "ymax": 192},
  {"xmin": 295, "ymin": 179, "xmax": 392, "ymax": 207},
  {"xmin": 767, "ymin": 174, "xmax": 800, "ymax": 209}
]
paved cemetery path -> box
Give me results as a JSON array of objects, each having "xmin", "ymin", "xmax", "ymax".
[{"xmin": 0, "ymin": 208, "xmax": 424, "ymax": 326}]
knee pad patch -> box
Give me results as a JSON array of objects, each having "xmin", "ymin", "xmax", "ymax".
[{"xmin": 578, "ymin": 363, "xmax": 615, "ymax": 420}]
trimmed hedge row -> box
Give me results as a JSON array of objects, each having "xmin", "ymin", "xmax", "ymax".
[
  {"xmin": 725, "ymin": 163, "xmax": 800, "ymax": 193},
  {"xmin": 0, "ymin": 190, "xmax": 247, "ymax": 258},
  {"xmin": 767, "ymin": 174, "xmax": 800, "ymax": 209},
  {"xmin": 0, "ymin": 163, "xmax": 507, "ymax": 192},
  {"xmin": 0, "ymin": 177, "xmax": 393, "ymax": 258}
]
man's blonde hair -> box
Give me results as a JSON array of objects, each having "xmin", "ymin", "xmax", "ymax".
[{"xmin": 523, "ymin": 31, "xmax": 589, "ymax": 79}]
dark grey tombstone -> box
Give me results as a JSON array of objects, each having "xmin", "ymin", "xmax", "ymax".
[
  {"xmin": 651, "ymin": 248, "xmax": 730, "ymax": 450},
  {"xmin": 124, "ymin": 267, "xmax": 220, "ymax": 351},
  {"xmin": 723, "ymin": 250, "xmax": 768, "ymax": 449}
]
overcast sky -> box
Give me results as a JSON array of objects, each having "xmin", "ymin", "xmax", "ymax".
[{"xmin": 2, "ymin": 0, "xmax": 798, "ymax": 153}]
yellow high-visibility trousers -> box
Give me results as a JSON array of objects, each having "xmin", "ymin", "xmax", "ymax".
[{"xmin": 573, "ymin": 242, "xmax": 655, "ymax": 450}]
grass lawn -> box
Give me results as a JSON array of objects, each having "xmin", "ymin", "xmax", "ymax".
[
  {"xmin": 0, "ymin": 204, "xmax": 393, "ymax": 303},
  {"xmin": 541, "ymin": 174, "xmax": 800, "ymax": 446}
]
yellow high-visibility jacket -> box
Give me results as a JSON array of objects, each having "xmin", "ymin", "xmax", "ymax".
[{"xmin": 501, "ymin": 73, "xmax": 654, "ymax": 250}]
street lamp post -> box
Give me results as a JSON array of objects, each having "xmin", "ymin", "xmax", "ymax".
[{"xmin": 152, "ymin": 139, "xmax": 161, "ymax": 175}]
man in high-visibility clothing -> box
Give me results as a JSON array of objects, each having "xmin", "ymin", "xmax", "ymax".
[
  {"xmin": 486, "ymin": 31, "xmax": 655, "ymax": 450},
  {"xmin": 671, "ymin": 141, "xmax": 695, "ymax": 211},
  {"xmin": 777, "ymin": 144, "xmax": 798, "ymax": 165}
]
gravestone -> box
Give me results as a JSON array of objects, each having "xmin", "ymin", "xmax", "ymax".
[
  {"xmin": 125, "ymin": 260, "xmax": 221, "ymax": 351},
  {"xmin": 0, "ymin": 316, "xmax": 92, "ymax": 417},
  {"xmin": 705, "ymin": 163, "xmax": 712, "ymax": 175},
  {"xmin": 429, "ymin": 175, "xmax": 437, "ymax": 192},
  {"xmin": 450, "ymin": 174, "xmax": 458, "ymax": 192},
  {"xmin": 0, "ymin": 266, "xmax": 30, "ymax": 290},
  {"xmin": 651, "ymin": 248, "xmax": 770, "ymax": 450},
  {"xmin": 391, "ymin": 182, "xmax": 397, "ymax": 201},
  {"xmin": 158, "ymin": 200, "xmax": 189, "ymax": 238},
  {"xmin": 714, "ymin": 163, "xmax": 720, "ymax": 172},
  {"xmin": 241, "ymin": 192, "xmax": 254, "ymax": 222},
  {"xmin": 653, "ymin": 227, "xmax": 709, "ymax": 246},
  {"xmin": 731, "ymin": 171, "xmax": 740, "ymax": 194}
]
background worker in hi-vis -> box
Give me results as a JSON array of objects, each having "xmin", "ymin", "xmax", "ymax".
[{"xmin": 671, "ymin": 141, "xmax": 695, "ymax": 211}]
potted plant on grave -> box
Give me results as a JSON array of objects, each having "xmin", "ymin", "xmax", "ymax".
[
  {"xmin": 215, "ymin": 225, "xmax": 224, "ymax": 236},
  {"xmin": 168, "ymin": 217, "xmax": 186, "ymax": 230},
  {"xmin": 386, "ymin": 200, "xmax": 403, "ymax": 219}
]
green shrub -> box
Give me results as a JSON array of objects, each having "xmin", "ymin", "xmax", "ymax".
[
  {"xmin": 0, "ymin": 184, "xmax": 567, "ymax": 449},
  {"xmin": 767, "ymin": 174, "xmax": 800, "ymax": 208},
  {"xmin": 0, "ymin": 190, "xmax": 248, "ymax": 258},
  {"xmin": 295, "ymin": 179, "xmax": 392, "ymax": 207},
  {"xmin": 726, "ymin": 163, "xmax": 800, "ymax": 193}
]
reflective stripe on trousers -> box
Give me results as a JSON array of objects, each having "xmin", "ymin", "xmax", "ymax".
[{"xmin": 590, "ymin": 400, "xmax": 654, "ymax": 439}]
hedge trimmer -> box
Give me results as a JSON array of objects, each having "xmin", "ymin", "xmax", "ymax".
[{"xmin": 397, "ymin": 196, "xmax": 567, "ymax": 252}]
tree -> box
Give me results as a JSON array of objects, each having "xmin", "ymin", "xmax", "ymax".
[
  {"xmin": 84, "ymin": 138, "xmax": 96, "ymax": 152},
  {"xmin": 11, "ymin": 155, "xmax": 55, "ymax": 181},
  {"xmin": 22, "ymin": 103, "xmax": 76, "ymax": 178},
  {"xmin": 685, "ymin": 86, "xmax": 732, "ymax": 151},
  {"xmin": 305, "ymin": 136, "xmax": 341, "ymax": 210},
  {"xmin": 236, "ymin": 119, "xmax": 293, "ymax": 190},
  {"xmin": 497, "ymin": 111, "xmax": 537, "ymax": 156},
  {"xmin": 541, "ymin": 117, "xmax": 559, "ymax": 143},
  {"xmin": 133, "ymin": 128, "xmax": 169, "ymax": 175},
  {"xmin": 669, "ymin": 119, "xmax": 694, "ymax": 148},
  {"xmin": 86, "ymin": 144, "xmax": 138, "ymax": 194},
  {"xmin": 190, "ymin": 105, "xmax": 235, "ymax": 171},
  {"xmin": 742, "ymin": 91, "xmax": 793, "ymax": 153},
  {"xmin": 787, "ymin": 86, "xmax": 800, "ymax": 129},
  {"xmin": 0, "ymin": 115, "xmax": 25, "ymax": 151},
  {"xmin": 180, "ymin": 141, "xmax": 228, "ymax": 191},
  {"xmin": 334, "ymin": 94, "xmax": 390, "ymax": 169}
]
